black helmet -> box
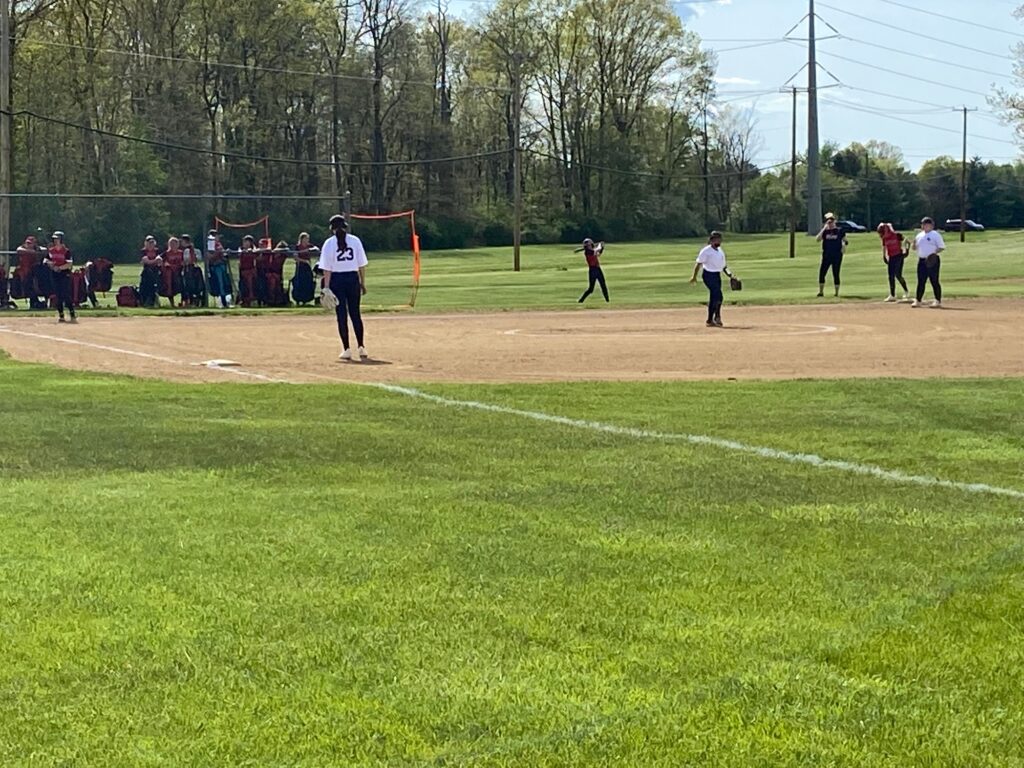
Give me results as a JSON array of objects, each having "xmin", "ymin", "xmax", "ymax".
[{"xmin": 329, "ymin": 214, "xmax": 349, "ymax": 232}]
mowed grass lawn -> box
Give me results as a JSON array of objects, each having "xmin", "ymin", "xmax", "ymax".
[
  {"xmin": 22, "ymin": 229, "xmax": 1024, "ymax": 315},
  {"xmin": 1, "ymin": 354, "xmax": 1023, "ymax": 765}
]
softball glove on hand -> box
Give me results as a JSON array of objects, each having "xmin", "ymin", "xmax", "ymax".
[
  {"xmin": 321, "ymin": 287, "xmax": 339, "ymax": 311},
  {"xmin": 729, "ymin": 276, "xmax": 743, "ymax": 291}
]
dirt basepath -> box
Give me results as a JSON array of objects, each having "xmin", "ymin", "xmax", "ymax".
[{"xmin": 1, "ymin": 299, "xmax": 1022, "ymax": 384}]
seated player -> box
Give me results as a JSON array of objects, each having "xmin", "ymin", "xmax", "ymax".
[
  {"xmin": 181, "ymin": 234, "xmax": 205, "ymax": 307},
  {"xmin": 291, "ymin": 232, "xmax": 318, "ymax": 305},
  {"xmin": 83, "ymin": 259, "xmax": 114, "ymax": 308},
  {"xmin": 139, "ymin": 235, "xmax": 163, "ymax": 308},
  {"xmin": 264, "ymin": 240, "xmax": 291, "ymax": 306},
  {"xmin": 13, "ymin": 234, "xmax": 46, "ymax": 308},
  {"xmin": 161, "ymin": 236, "xmax": 185, "ymax": 307}
]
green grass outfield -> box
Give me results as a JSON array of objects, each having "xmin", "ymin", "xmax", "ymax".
[
  {"xmin": 1, "ymin": 354, "xmax": 1023, "ymax": 765},
  {"xmin": 9, "ymin": 230, "xmax": 1024, "ymax": 315}
]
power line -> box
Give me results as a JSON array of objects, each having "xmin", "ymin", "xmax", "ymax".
[
  {"xmin": 870, "ymin": 0, "xmax": 1024, "ymax": 39},
  {"xmin": 529, "ymin": 150, "xmax": 792, "ymax": 180},
  {"xmin": 714, "ymin": 39, "xmax": 791, "ymax": 53},
  {"xmin": 819, "ymin": 97, "xmax": 1017, "ymax": 145},
  {"xmin": 841, "ymin": 85, "xmax": 978, "ymax": 113},
  {"xmin": 816, "ymin": 2, "xmax": 1016, "ymax": 62},
  {"xmin": 813, "ymin": 48, "xmax": 993, "ymax": 97},
  {"xmin": 11, "ymin": 36, "xmax": 513, "ymax": 95},
  {"xmin": 839, "ymin": 35, "xmax": 1008, "ymax": 80},
  {"xmin": 4, "ymin": 109, "xmax": 509, "ymax": 167}
]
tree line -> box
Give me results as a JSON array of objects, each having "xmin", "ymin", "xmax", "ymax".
[
  {"xmin": 5, "ymin": 0, "xmax": 1023, "ymax": 258},
  {"xmin": 738, "ymin": 141, "xmax": 1024, "ymax": 235}
]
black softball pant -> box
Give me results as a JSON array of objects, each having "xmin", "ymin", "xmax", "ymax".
[
  {"xmin": 579, "ymin": 266, "xmax": 609, "ymax": 302},
  {"xmin": 52, "ymin": 271, "xmax": 75, "ymax": 317},
  {"xmin": 916, "ymin": 256, "xmax": 942, "ymax": 302},
  {"xmin": 702, "ymin": 270, "xmax": 723, "ymax": 321},
  {"xmin": 330, "ymin": 271, "xmax": 364, "ymax": 349},
  {"xmin": 887, "ymin": 255, "xmax": 909, "ymax": 296},
  {"xmin": 819, "ymin": 253, "xmax": 843, "ymax": 286}
]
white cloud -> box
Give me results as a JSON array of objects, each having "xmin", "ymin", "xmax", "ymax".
[
  {"xmin": 715, "ymin": 76, "xmax": 760, "ymax": 86},
  {"xmin": 675, "ymin": 0, "xmax": 732, "ymax": 21}
]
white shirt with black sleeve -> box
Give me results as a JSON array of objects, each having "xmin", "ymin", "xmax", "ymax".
[{"xmin": 318, "ymin": 234, "xmax": 368, "ymax": 273}]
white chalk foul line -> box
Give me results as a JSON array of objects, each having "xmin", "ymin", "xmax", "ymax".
[
  {"xmin": 3, "ymin": 324, "xmax": 1022, "ymax": 501},
  {"xmin": 0, "ymin": 325, "xmax": 289, "ymax": 382},
  {"xmin": 371, "ymin": 383, "xmax": 1024, "ymax": 501},
  {"xmin": 0, "ymin": 325, "xmax": 183, "ymax": 364}
]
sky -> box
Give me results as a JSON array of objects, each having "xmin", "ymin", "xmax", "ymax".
[{"xmin": 678, "ymin": 0, "xmax": 1024, "ymax": 171}]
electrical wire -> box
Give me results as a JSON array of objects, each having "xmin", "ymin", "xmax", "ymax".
[
  {"xmin": 4, "ymin": 108, "xmax": 510, "ymax": 167},
  {"xmin": 816, "ymin": 2, "xmax": 1016, "ymax": 62},
  {"xmin": 869, "ymin": 0, "xmax": 1024, "ymax": 40},
  {"xmin": 819, "ymin": 97, "xmax": 1017, "ymax": 145},
  {"xmin": 838, "ymin": 35, "xmax": 1008, "ymax": 80},
  {"xmin": 814, "ymin": 49, "xmax": 995, "ymax": 97},
  {"xmin": 13, "ymin": 36, "xmax": 514, "ymax": 95},
  {"xmin": 528, "ymin": 150, "xmax": 792, "ymax": 180}
]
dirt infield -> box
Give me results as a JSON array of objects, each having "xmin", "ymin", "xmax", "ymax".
[{"xmin": 1, "ymin": 299, "xmax": 1022, "ymax": 384}]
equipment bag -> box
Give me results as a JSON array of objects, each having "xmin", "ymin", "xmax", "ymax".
[{"xmin": 116, "ymin": 285, "xmax": 140, "ymax": 308}]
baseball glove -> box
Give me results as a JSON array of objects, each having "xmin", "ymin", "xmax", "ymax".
[
  {"xmin": 321, "ymin": 287, "xmax": 339, "ymax": 311},
  {"xmin": 729, "ymin": 276, "xmax": 743, "ymax": 291}
]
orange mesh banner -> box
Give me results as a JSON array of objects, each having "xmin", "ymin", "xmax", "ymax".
[
  {"xmin": 352, "ymin": 210, "xmax": 420, "ymax": 308},
  {"xmin": 214, "ymin": 215, "xmax": 271, "ymax": 241}
]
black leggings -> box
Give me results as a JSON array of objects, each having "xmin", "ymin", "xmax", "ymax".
[
  {"xmin": 916, "ymin": 256, "xmax": 942, "ymax": 302},
  {"xmin": 819, "ymin": 252, "xmax": 843, "ymax": 286},
  {"xmin": 330, "ymin": 271, "xmax": 364, "ymax": 349},
  {"xmin": 702, "ymin": 270, "xmax": 723, "ymax": 322},
  {"xmin": 579, "ymin": 266, "xmax": 609, "ymax": 302},
  {"xmin": 887, "ymin": 255, "xmax": 909, "ymax": 296},
  {"xmin": 52, "ymin": 271, "xmax": 75, "ymax": 317}
]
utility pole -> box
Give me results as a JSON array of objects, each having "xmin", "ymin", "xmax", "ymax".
[
  {"xmin": 0, "ymin": 0, "xmax": 12, "ymax": 267},
  {"xmin": 864, "ymin": 148, "xmax": 871, "ymax": 230},
  {"xmin": 512, "ymin": 50, "xmax": 523, "ymax": 272},
  {"xmin": 958, "ymin": 106, "xmax": 976, "ymax": 243},
  {"xmin": 806, "ymin": 0, "xmax": 822, "ymax": 235},
  {"xmin": 702, "ymin": 91, "xmax": 710, "ymax": 229},
  {"xmin": 789, "ymin": 87, "xmax": 798, "ymax": 259}
]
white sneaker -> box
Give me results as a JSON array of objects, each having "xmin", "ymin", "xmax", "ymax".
[
  {"xmin": 339, "ymin": 348, "xmax": 352, "ymax": 360},
  {"xmin": 930, "ymin": 300, "xmax": 942, "ymax": 308},
  {"xmin": 902, "ymin": 293, "xmax": 910, "ymax": 302},
  {"xmin": 358, "ymin": 346, "xmax": 368, "ymax": 359},
  {"xmin": 911, "ymin": 300, "xmax": 921, "ymax": 308},
  {"xmin": 884, "ymin": 295, "xmax": 897, "ymax": 303}
]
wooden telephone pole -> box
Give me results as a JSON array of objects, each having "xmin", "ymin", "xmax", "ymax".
[{"xmin": 0, "ymin": 0, "xmax": 12, "ymax": 266}]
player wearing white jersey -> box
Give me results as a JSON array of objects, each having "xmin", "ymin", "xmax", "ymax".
[{"xmin": 319, "ymin": 215, "xmax": 369, "ymax": 360}]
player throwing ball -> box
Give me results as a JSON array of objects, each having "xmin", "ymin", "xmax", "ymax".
[
  {"xmin": 575, "ymin": 238, "xmax": 609, "ymax": 303},
  {"xmin": 690, "ymin": 231, "xmax": 738, "ymax": 328},
  {"xmin": 319, "ymin": 215, "xmax": 369, "ymax": 360}
]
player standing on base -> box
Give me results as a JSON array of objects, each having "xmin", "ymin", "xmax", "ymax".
[
  {"xmin": 912, "ymin": 217, "xmax": 945, "ymax": 308},
  {"xmin": 690, "ymin": 231, "xmax": 738, "ymax": 328},
  {"xmin": 44, "ymin": 231, "xmax": 76, "ymax": 323},
  {"xmin": 815, "ymin": 213, "xmax": 847, "ymax": 298},
  {"xmin": 574, "ymin": 238, "xmax": 609, "ymax": 303},
  {"xmin": 319, "ymin": 215, "xmax": 369, "ymax": 360}
]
